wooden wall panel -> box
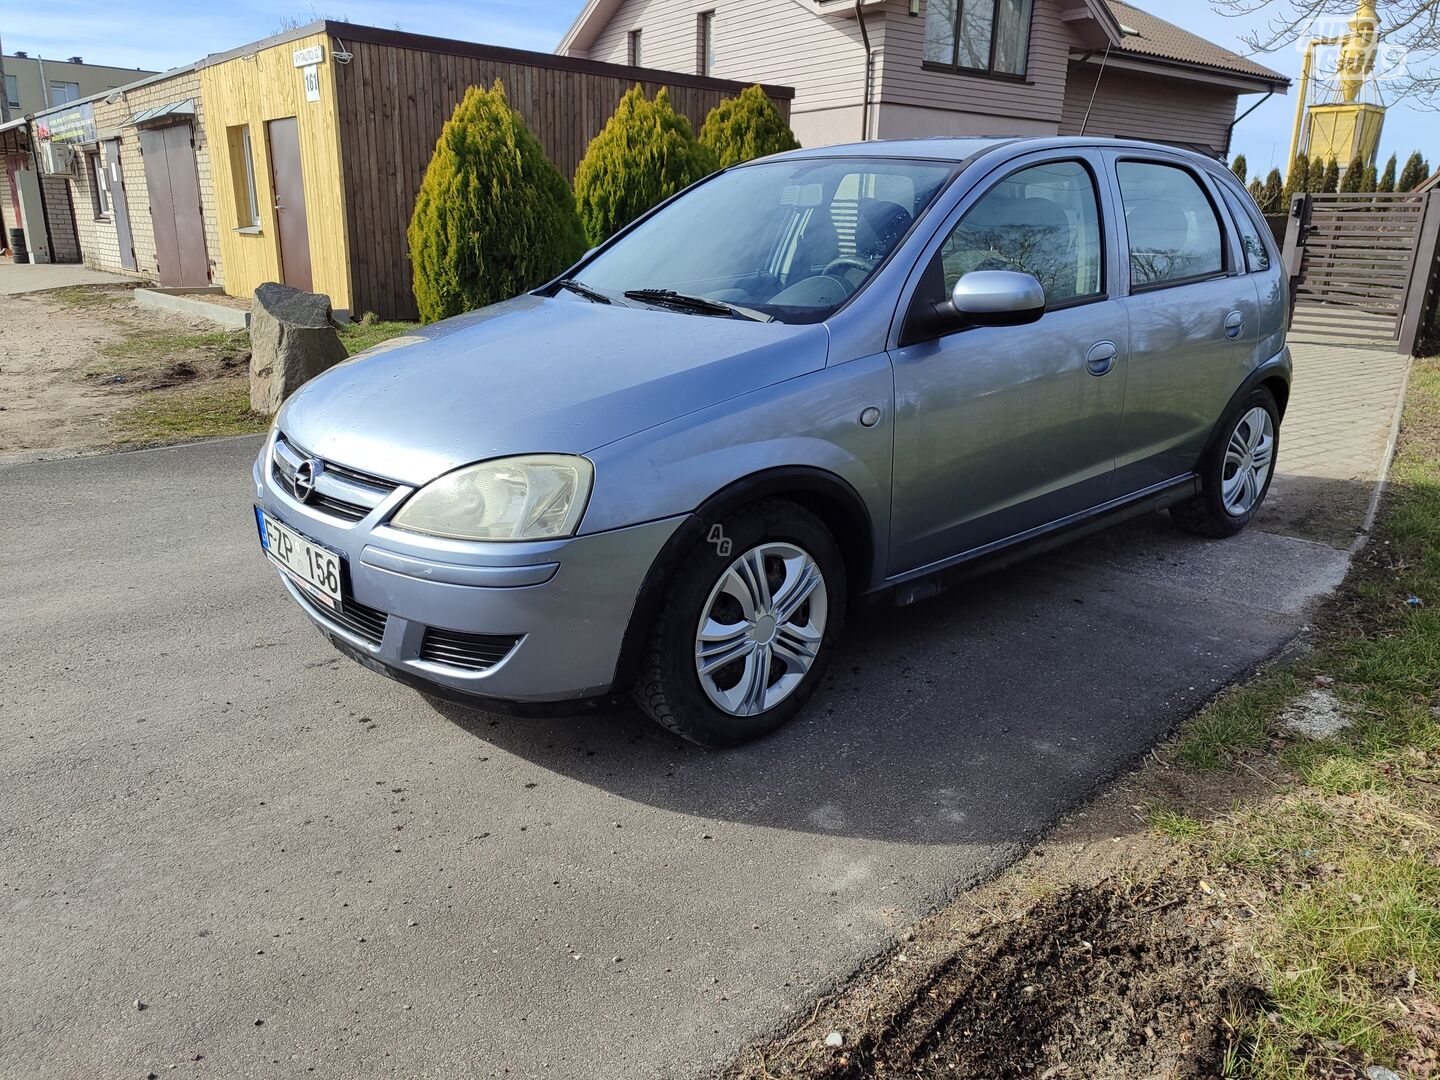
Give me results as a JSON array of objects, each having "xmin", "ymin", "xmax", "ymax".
[
  {"xmin": 333, "ymin": 35, "xmax": 792, "ymax": 320},
  {"xmin": 199, "ymin": 31, "xmax": 353, "ymax": 312}
]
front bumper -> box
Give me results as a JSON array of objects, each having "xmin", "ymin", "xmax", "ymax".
[{"xmin": 252, "ymin": 442, "xmax": 684, "ymax": 705}]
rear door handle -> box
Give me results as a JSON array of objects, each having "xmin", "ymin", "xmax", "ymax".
[
  {"xmin": 1085, "ymin": 340, "xmax": 1117, "ymax": 377},
  {"xmin": 1224, "ymin": 310, "xmax": 1245, "ymax": 339}
]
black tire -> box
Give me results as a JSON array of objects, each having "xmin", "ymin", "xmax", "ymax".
[
  {"xmin": 1170, "ymin": 385, "xmax": 1280, "ymax": 538},
  {"xmin": 633, "ymin": 499, "xmax": 847, "ymax": 748}
]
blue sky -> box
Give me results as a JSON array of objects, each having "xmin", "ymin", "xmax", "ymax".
[{"xmin": 3, "ymin": 1, "xmax": 1432, "ymax": 175}]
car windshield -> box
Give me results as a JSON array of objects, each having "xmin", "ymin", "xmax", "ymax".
[{"xmin": 573, "ymin": 157, "xmax": 955, "ymax": 324}]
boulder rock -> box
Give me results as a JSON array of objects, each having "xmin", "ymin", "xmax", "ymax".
[{"xmin": 249, "ymin": 282, "xmax": 348, "ymax": 414}]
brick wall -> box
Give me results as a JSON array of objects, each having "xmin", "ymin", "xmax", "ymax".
[
  {"xmin": 41, "ymin": 174, "xmax": 80, "ymax": 262},
  {"xmin": 61, "ymin": 68, "xmax": 224, "ymax": 285}
]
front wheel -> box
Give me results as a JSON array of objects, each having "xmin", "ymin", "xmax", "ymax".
[
  {"xmin": 633, "ymin": 500, "xmax": 847, "ymax": 748},
  {"xmin": 1170, "ymin": 387, "xmax": 1279, "ymax": 538}
]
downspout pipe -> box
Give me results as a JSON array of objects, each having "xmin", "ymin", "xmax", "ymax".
[
  {"xmin": 856, "ymin": 0, "xmax": 873, "ymax": 141},
  {"xmin": 1226, "ymin": 88, "xmax": 1275, "ymax": 161}
]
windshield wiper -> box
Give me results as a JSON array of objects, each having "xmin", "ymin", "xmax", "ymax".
[
  {"xmin": 623, "ymin": 288, "xmax": 771, "ymax": 323},
  {"xmin": 553, "ymin": 278, "xmax": 612, "ymax": 305}
]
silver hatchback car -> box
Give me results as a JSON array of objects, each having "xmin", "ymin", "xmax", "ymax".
[{"xmin": 253, "ymin": 136, "xmax": 1289, "ymax": 747}]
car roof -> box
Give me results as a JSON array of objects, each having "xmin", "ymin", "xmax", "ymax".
[{"xmin": 772, "ymin": 135, "xmax": 1226, "ymax": 172}]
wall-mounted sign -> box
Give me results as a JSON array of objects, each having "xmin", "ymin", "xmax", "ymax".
[
  {"xmin": 303, "ymin": 64, "xmax": 321, "ymax": 102},
  {"xmin": 34, "ymin": 102, "xmax": 97, "ymax": 146},
  {"xmin": 293, "ymin": 44, "xmax": 325, "ymax": 67}
]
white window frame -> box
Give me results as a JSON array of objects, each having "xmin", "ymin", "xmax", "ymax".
[
  {"xmin": 240, "ymin": 127, "xmax": 260, "ymax": 229},
  {"xmin": 697, "ymin": 11, "xmax": 716, "ymax": 77},
  {"xmin": 90, "ymin": 150, "xmax": 111, "ymax": 217}
]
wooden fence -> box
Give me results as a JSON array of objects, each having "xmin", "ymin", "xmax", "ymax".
[
  {"xmin": 326, "ymin": 23, "xmax": 794, "ymax": 321},
  {"xmin": 1283, "ymin": 191, "xmax": 1440, "ymax": 355}
]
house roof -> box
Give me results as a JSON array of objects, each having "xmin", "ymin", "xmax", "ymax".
[{"xmin": 1105, "ymin": 1, "xmax": 1288, "ymax": 87}]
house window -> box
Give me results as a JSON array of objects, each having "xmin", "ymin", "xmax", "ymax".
[
  {"xmin": 48, "ymin": 80, "xmax": 82, "ymax": 104},
  {"xmin": 924, "ymin": 0, "xmax": 1035, "ymax": 77},
  {"xmin": 1117, "ymin": 161, "xmax": 1225, "ymax": 289},
  {"xmin": 227, "ymin": 125, "xmax": 261, "ymax": 230},
  {"xmin": 4, "ymin": 74, "xmax": 18, "ymax": 109},
  {"xmin": 697, "ymin": 11, "xmax": 715, "ymax": 76},
  {"xmin": 88, "ymin": 150, "xmax": 111, "ymax": 217},
  {"xmin": 628, "ymin": 28, "xmax": 642, "ymax": 67}
]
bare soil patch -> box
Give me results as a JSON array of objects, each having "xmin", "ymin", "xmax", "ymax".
[{"xmin": 0, "ymin": 284, "xmax": 256, "ymax": 462}]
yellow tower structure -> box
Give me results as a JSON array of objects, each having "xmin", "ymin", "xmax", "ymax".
[{"xmin": 1288, "ymin": 0, "xmax": 1386, "ymax": 169}]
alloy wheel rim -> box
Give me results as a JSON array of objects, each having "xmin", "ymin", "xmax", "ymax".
[
  {"xmin": 1222, "ymin": 406, "xmax": 1275, "ymax": 517},
  {"xmin": 694, "ymin": 542, "xmax": 828, "ymax": 717}
]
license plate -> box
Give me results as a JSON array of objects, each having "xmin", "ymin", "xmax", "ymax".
[{"xmin": 255, "ymin": 508, "xmax": 344, "ymax": 608}]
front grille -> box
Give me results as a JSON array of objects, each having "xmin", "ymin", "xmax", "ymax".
[
  {"xmin": 419, "ymin": 628, "xmax": 521, "ymax": 672},
  {"xmin": 295, "ymin": 587, "xmax": 389, "ymax": 646},
  {"xmin": 271, "ymin": 434, "xmax": 400, "ymax": 522}
]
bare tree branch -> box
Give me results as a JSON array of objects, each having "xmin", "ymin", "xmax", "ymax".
[{"xmin": 1210, "ymin": 0, "xmax": 1440, "ymax": 108}]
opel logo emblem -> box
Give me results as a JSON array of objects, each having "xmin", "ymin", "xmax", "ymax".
[{"xmin": 293, "ymin": 457, "xmax": 323, "ymax": 502}]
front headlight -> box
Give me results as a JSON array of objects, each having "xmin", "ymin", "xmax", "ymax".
[{"xmin": 390, "ymin": 454, "xmax": 594, "ymax": 542}]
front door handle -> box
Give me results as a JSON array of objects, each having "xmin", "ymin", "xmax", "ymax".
[
  {"xmin": 1085, "ymin": 340, "xmax": 1117, "ymax": 377},
  {"xmin": 1224, "ymin": 310, "xmax": 1245, "ymax": 339}
]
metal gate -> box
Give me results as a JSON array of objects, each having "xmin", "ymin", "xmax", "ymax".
[{"xmin": 1283, "ymin": 190, "xmax": 1440, "ymax": 355}]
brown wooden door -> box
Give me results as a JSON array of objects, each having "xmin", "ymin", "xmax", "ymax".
[
  {"xmin": 266, "ymin": 117, "xmax": 312, "ymax": 292},
  {"xmin": 103, "ymin": 139, "xmax": 137, "ymax": 272},
  {"xmin": 139, "ymin": 124, "xmax": 209, "ymax": 286}
]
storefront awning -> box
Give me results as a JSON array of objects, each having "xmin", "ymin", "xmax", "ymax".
[{"xmin": 126, "ymin": 99, "xmax": 195, "ymax": 126}]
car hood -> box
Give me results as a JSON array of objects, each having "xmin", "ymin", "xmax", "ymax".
[{"xmin": 277, "ymin": 294, "xmax": 830, "ymax": 486}]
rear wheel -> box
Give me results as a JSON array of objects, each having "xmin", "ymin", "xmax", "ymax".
[
  {"xmin": 633, "ymin": 500, "xmax": 847, "ymax": 748},
  {"xmin": 1171, "ymin": 387, "xmax": 1279, "ymax": 538}
]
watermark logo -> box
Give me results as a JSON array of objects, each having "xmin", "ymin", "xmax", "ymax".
[
  {"xmin": 1294, "ymin": 16, "xmax": 1410, "ymax": 86},
  {"xmin": 707, "ymin": 524, "xmax": 732, "ymax": 558}
]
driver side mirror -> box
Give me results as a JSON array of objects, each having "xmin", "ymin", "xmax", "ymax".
[{"xmin": 938, "ymin": 270, "xmax": 1046, "ymax": 332}]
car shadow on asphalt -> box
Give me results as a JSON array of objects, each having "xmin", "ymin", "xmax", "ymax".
[{"xmin": 423, "ymin": 507, "xmax": 1336, "ymax": 848}]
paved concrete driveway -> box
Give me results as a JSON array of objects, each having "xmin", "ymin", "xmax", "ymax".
[
  {"xmin": 0, "ymin": 344, "xmax": 1407, "ymax": 1079},
  {"xmin": 0, "ymin": 260, "xmax": 138, "ymax": 295}
]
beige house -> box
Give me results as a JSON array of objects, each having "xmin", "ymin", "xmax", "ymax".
[
  {"xmin": 2, "ymin": 53, "xmax": 156, "ymax": 116},
  {"xmin": 559, "ymin": 0, "xmax": 1288, "ymax": 157}
]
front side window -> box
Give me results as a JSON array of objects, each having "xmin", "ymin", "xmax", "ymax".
[
  {"xmin": 49, "ymin": 80, "xmax": 81, "ymax": 104},
  {"xmin": 1220, "ymin": 185, "xmax": 1271, "ymax": 273},
  {"xmin": 924, "ymin": 0, "xmax": 1034, "ymax": 76},
  {"xmin": 1118, "ymin": 161, "xmax": 1225, "ymax": 289},
  {"xmin": 939, "ymin": 159, "xmax": 1103, "ymax": 305},
  {"xmin": 574, "ymin": 157, "xmax": 953, "ymax": 324}
]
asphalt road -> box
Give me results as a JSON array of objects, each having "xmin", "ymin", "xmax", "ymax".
[{"xmin": 2, "ymin": 435, "xmax": 1352, "ymax": 1079}]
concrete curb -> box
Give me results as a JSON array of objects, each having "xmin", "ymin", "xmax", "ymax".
[
  {"xmin": 135, "ymin": 287, "xmax": 250, "ymax": 330},
  {"xmin": 1350, "ymin": 356, "xmax": 1415, "ymax": 555}
]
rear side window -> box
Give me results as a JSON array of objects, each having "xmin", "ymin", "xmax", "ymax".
[
  {"xmin": 1117, "ymin": 161, "xmax": 1225, "ymax": 289},
  {"xmin": 1219, "ymin": 186, "xmax": 1272, "ymax": 273},
  {"xmin": 939, "ymin": 159, "xmax": 1104, "ymax": 305}
]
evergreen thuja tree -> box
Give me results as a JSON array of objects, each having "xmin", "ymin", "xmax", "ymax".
[
  {"xmin": 1340, "ymin": 155, "xmax": 1367, "ymax": 193},
  {"xmin": 699, "ymin": 85, "xmax": 800, "ymax": 168},
  {"xmin": 407, "ymin": 80, "xmax": 586, "ymax": 323},
  {"xmin": 1361, "ymin": 161, "xmax": 1379, "ymax": 192},
  {"xmin": 1262, "ymin": 168, "xmax": 1284, "ymax": 213},
  {"xmin": 1398, "ymin": 151, "xmax": 1430, "ymax": 191},
  {"xmin": 1248, "ymin": 177, "xmax": 1266, "ymax": 210},
  {"xmin": 1378, "ymin": 153, "xmax": 1398, "ymax": 192},
  {"xmin": 1283, "ymin": 155, "xmax": 1310, "ymax": 202},
  {"xmin": 1230, "ymin": 154, "xmax": 1248, "ymax": 183},
  {"xmin": 1320, "ymin": 156, "xmax": 1340, "ymax": 193},
  {"xmin": 573, "ymin": 86, "xmax": 719, "ymax": 246}
]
